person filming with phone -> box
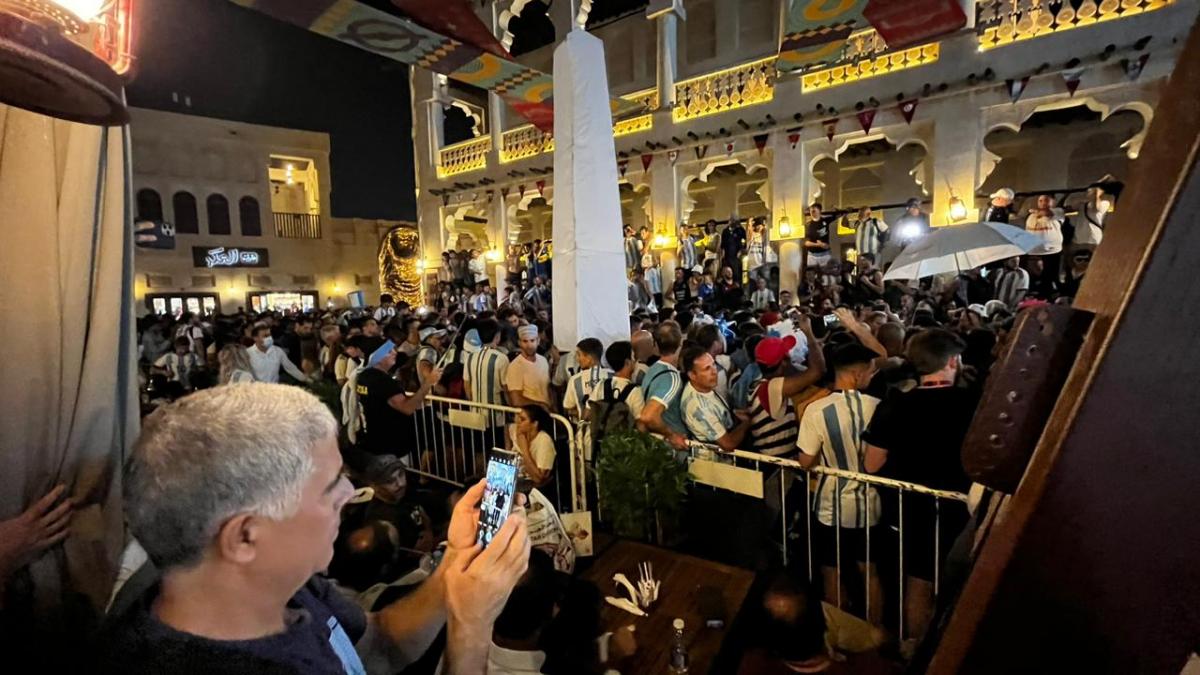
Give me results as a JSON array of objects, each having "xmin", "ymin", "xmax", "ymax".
[{"xmin": 97, "ymin": 384, "xmax": 531, "ymax": 675}]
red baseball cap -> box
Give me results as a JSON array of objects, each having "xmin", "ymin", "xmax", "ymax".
[
  {"xmin": 760, "ymin": 311, "xmax": 781, "ymax": 327},
  {"xmin": 755, "ymin": 335, "xmax": 797, "ymax": 368}
]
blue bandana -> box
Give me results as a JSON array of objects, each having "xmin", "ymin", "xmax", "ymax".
[{"xmin": 367, "ymin": 340, "xmax": 396, "ymax": 368}]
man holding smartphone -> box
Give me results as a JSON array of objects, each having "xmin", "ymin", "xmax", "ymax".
[{"xmin": 99, "ymin": 384, "xmax": 530, "ymax": 675}]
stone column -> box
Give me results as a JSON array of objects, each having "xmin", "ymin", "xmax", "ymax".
[
  {"xmin": 930, "ymin": 93, "xmax": 986, "ymax": 228},
  {"xmin": 770, "ymin": 132, "xmax": 809, "ymax": 297},
  {"xmin": 648, "ymin": 0, "xmax": 686, "ymax": 111},
  {"xmin": 646, "ymin": 159, "xmax": 680, "ymax": 306},
  {"xmin": 490, "ymin": 187, "xmax": 509, "ymax": 298}
]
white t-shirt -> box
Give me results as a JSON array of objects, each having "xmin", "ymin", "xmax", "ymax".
[
  {"xmin": 506, "ymin": 353, "xmax": 551, "ymax": 406},
  {"xmin": 510, "ymin": 426, "xmax": 556, "ymax": 474},
  {"xmin": 1025, "ymin": 208, "xmax": 1064, "ymax": 255}
]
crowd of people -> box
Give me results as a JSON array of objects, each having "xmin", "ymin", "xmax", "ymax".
[{"xmin": 99, "ymin": 186, "xmax": 1110, "ymax": 673}]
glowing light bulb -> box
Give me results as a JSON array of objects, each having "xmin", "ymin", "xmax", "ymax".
[
  {"xmin": 948, "ymin": 196, "xmax": 968, "ymax": 222},
  {"xmin": 778, "ymin": 215, "xmax": 792, "ymax": 237},
  {"xmin": 53, "ymin": 0, "xmax": 106, "ymax": 21},
  {"xmin": 653, "ymin": 234, "xmax": 667, "ymax": 248}
]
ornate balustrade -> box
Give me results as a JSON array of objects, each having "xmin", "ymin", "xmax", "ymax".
[
  {"xmin": 977, "ymin": 0, "xmax": 1176, "ymax": 50},
  {"xmin": 436, "ymin": 136, "xmax": 491, "ymax": 178},
  {"xmin": 673, "ymin": 56, "xmax": 776, "ymax": 122},
  {"xmin": 801, "ymin": 29, "xmax": 940, "ymax": 92}
]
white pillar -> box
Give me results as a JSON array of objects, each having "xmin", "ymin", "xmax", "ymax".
[
  {"xmin": 647, "ymin": 160, "xmax": 681, "ymax": 305},
  {"xmin": 930, "ymin": 94, "xmax": 986, "ymax": 228},
  {"xmin": 649, "ymin": 1, "xmax": 686, "ymax": 111},
  {"xmin": 769, "ymin": 132, "xmax": 809, "ymax": 297},
  {"xmin": 551, "ymin": 30, "xmax": 629, "ymax": 350}
]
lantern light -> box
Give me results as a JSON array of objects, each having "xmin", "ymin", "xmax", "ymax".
[
  {"xmin": 948, "ymin": 196, "xmax": 968, "ymax": 222},
  {"xmin": 778, "ymin": 214, "xmax": 792, "ymax": 238}
]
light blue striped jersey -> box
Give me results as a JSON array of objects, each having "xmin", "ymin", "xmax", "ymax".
[{"xmin": 797, "ymin": 390, "xmax": 881, "ymax": 528}]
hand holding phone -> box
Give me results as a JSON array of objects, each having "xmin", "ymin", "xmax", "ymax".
[{"xmin": 477, "ymin": 449, "xmax": 521, "ymax": 548}]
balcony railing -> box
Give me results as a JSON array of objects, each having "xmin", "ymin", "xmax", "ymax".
[
  {"xmin": 437, "ymin": 135, "xmax": 491, "ymax": 178},
  {"xmin": 801, "ymin": 29, "xmax": 940, "ymax": 92},
  {"xmin": 673, "ymin": 56, "xmax": 776, "ymax": 123},
  {"xmin": 498, "ymin": 88, "xmax": 657, "ymax": 164},
  {"xmin": 976, "ymin": 0, "xmax": 1176, "ymax": 51},
  {"xmin": 273, "ymin": 212, "xmax": 322, "ymax": 239}
]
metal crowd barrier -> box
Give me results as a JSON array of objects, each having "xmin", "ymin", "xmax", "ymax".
[{"xmin": 401, "ymin": 394, "xmax": 581, "ymax": 514}]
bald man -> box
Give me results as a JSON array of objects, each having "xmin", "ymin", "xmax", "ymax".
[{"xmin": 630, "ymin": 329, "xmax": 656, "ymax": 385}]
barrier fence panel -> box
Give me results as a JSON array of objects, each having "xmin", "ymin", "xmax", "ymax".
[
  {"xmin": 392, "ymin": 394, "xmax": 580, "ymax": 513},
  {"xmin": 569, "ymin": 429, "xmax": 968, "ymax": 643}
]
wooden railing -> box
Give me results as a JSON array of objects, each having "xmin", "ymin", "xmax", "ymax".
[
  {"xmin": 436, "ymin": 135, "xmax": 491, "ymax": 178},
  {"xmin": 273, "ymin": 212, "xmax": 322, "ymax": 239},
  {"xmin": 976, "ymin": 0, "xmax": 1176, "ymax": 50},
  {"xmin": 673, "ymin": 56, "xmax": 776, "ymax": 122},
  {"xmin": 801, "ymin": 29, "xmax": 940, "ymax": 92}
]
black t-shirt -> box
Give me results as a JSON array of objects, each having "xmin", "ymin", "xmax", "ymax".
[
  {"xmin": 356, "ymin": 367, "xmax": 414, "ymax": 454},
  {"xmin": 672, "ymin": 279, "xmax": 690, "ymax": 303},
  {"xmin": 861, "ymin": 386, "xmax": 979, "ymax": 493},
  {"xmin": 721, "ymin": 224, "xmax": 747, "ymax": 258},
  {"xmin": 95, "ymin": 576, "xmax": 367, "ymax": 675},
  {"xmin": 805, "ymin": 217, "xmax": 832, "ymax": 247}
]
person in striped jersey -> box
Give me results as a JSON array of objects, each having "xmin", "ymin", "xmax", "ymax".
[
  {"xmin": 561, "ymin": 338, "xmax": 609, "ymax": 420},
  {"xmin": 414, "ymin": 326, "xmax": 447, "ymax": 386},
  {"xmin": 797, "ymin": 343, "xmax": 883, "ymax": 620},
  {"xmin": 463, "ymin": 318, "xmax": 510, "ymax": 451}
]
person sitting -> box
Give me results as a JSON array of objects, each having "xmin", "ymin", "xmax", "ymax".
[
  {"xmin": 357, "ymin": 456, "xmax": 434, "ymax": 559},
  {"xmin": 508, "ymin": 404, "xmax": 557, "ymax": 488},
  {"xmin": 680, "ymin": 345, "xmax": 751, "ymax": 455},
  {"xmin": 96, "ymin": 384, "xmax": 532, "ymax": 675},
  {"xmin": 488, "ymin": 550, "xmax": 564, "ymax": 675}
]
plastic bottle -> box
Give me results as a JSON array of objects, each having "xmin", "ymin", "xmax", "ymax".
[{"xmin": 670, "ymin": 618, "xmax": 689, "ymax": 674}]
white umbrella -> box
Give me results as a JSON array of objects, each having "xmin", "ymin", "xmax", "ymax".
[{"xmin": 883, "ymin": 221, "xmax": 1043, "ymax": 280}]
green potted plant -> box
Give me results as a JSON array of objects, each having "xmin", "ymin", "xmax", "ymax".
[{"xmin": 596, "ymin": 430, "xmax": 689, "ymax": 543}]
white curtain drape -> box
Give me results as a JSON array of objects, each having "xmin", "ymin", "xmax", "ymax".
[{"xmin": 0, "ymin": 102, "xmax": 136, "ymax": 654}]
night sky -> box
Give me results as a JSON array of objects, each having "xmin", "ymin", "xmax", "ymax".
[{"xmin": 127, "ymin": 0, "xmax": 417, "ymax": 221}]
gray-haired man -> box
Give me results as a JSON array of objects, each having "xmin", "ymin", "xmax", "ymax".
[{"xmin": 98, "ymin": 384, "xmax": 529, "ymax": 674}]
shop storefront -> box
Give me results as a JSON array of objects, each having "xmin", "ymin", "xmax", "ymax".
[{"xmin": 144, "ymin": 292, "xmax": 220, "ymax": 316}]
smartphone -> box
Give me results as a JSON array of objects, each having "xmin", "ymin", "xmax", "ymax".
[
  {"xmin": 477, "ymin": 449, "xmax": 521, "ymax": 548},
  {"xmin": 823, "ymin": 313, "xmax": 840, "ymax": 327}
]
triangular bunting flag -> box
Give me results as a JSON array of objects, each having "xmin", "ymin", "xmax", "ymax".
[
  {"xmin": 641, "ymin": 153, "xmax": 654, "ymax": 172},
  {"xmin": 856, "ymin": 109, "xmax": 877, "ymax": 134},
  {"xmin": 487, "ymin": 191, "xmax": 494, "ymax": 204},
  {"xmin": 823, "ymin": 118, "xmax": 838, "ymax": 142},
  {"xmin": 1124, "ymin": 53, "xmax": 1149, "ymax": 82},
  {"xmin": 517, "ymin": 184, "xmax": 526, "ymax": 196},
  {"xmin": 536, "ymin": 180, "xmax": 546, "ymax": 197},
  {"xmin": 788, "ymin": 132, "xmax": 801, "ymax": 149},
  {"xmin": 695, "ymin": 145, "xmax": 708, "ymax": 161},
  {"xmin": 618, "ymin": 160, "xmax": 628, "ymax": 178},
  {"xmin": 724, "ymin": 142, "xmax": 735, "ymax": 156},
  {"xmin": 899, "ymin": 98, "xmax": 919, "ymax": 124},
  {"xmin": 500, "ymin": 186, "xmax": 510, "ymax": 200},
  {"xmin": 753, "ymin": 133, "xmax": 769, "ymax": 155},
  {"xmin": 441, "ymin": 194, "xmax": 449, "ymax": 207},
  {"xmin": 668, "ymin": 149, "xmax": 680, "ymax": 165},
  {"xmin": 1007, "ymin": 76, "xmax": 1030, "ymax": 104},
  {"xmin": 1061, "ymin": 66, "xmax": 1084, "ymax": 96}
]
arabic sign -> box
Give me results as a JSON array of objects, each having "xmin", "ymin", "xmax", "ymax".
[{"xmin": 192, "ymin": 246, "xmax": 270, "ymax": 269}]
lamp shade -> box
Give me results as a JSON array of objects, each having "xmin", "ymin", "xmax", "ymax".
[{"xmin": 0, "ymin": 11, "xmax": 128, "ymax": 125}]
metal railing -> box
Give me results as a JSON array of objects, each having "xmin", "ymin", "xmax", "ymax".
[
  {"xmin": 976, "ymin": 0, "xmax": 1176, "ymax": 51},
  {"xmin": 273, "ymin": 212, "xmax": 322, "ymax": 239},
  {"xmin": 394, "ymin": 394, "xmax": 581, "ymax": 515}
]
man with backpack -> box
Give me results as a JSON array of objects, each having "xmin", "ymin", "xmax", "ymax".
[{"xmin": 586, "ymin": 341, "xmax": 645, "ymax": 461}]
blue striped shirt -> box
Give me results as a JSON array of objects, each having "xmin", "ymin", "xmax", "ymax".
[
  {"xmin": 563, "ymin": 366, "xmax": 610, "ymax": 417},
  {"xmin": 465, "ymin": 346, "xmax": 510, "ymax": 427},
  {"xmin": 641, "ymin": 361, "xmax": 687, "ymax": 436},
  {"xmin": 797, "ymin": 391, "xmax": 881, "ymax": 528},
  {"xmin": 679, "ymin": 235, "xmax": 698, "ymax": 271}
]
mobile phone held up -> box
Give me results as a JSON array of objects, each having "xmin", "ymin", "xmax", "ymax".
[
  {"xmin": 823, "ymin": 313, "xmax": 840, "ymax": 328},
  {"xmin": 478, "ymin": 449, "xmax": 521, "ymax": 548}
]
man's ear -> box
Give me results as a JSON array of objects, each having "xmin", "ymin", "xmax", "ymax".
[{"xmin": 215, "ymin": 513, "xmax": 262, "ymax": 565}]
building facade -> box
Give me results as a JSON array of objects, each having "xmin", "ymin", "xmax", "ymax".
[
  {"xmin": 410, "ymin": 0, "xmax": 1197, "ymax": 297},
  {"xmin": 130, "ymin": 108, "xmax": 392, "ymax": 316}
]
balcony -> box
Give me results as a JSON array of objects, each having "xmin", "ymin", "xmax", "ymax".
[
  {"xmin": 498, "ymin": 88, "xmax": 658, "ymax": 164},
  {"xmin": 976, "ymin": 0, "xmax": 1176, "ymax": 51},
  {"xmin": 801, "ymin": 29, "xmax": 940, "ymax": 92},
  {"xmin": 273, "ymin": 212, "xmax": 322, "ymax": 239},
  {"xmin": 437, "ymin": 135, "xmax": 491, "ymax": 179},
  {"xmin": 673, "ymin": 56, "xmax": 777, "ymax": 123}
]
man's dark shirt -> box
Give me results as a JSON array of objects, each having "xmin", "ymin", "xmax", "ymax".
[
  {"xmin": 96, "ymin": 576, "xmax": 367, "ymax": 675},
  {"xmin": 357, "ymin": 368, "xmax": 414, "ymax": 455}
]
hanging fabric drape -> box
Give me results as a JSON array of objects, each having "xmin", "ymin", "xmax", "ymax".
[{"xmin": 0, "ymin": 103, "xmax": 136, "ymax": 661}]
